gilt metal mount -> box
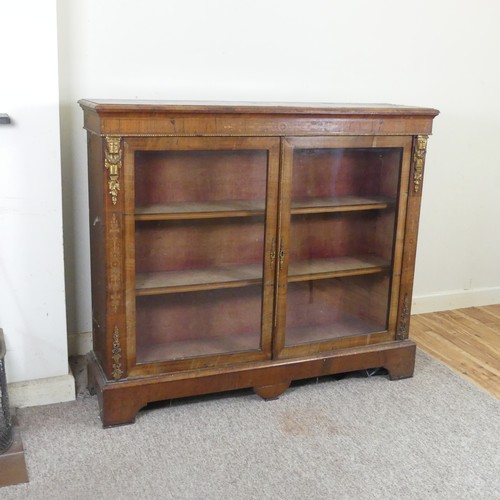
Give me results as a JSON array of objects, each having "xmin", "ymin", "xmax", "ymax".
[
  {"xmin": 104, "ymin": 137, "xmax": 122, "ymax": 205},
  {"xmin": 413, "ymin": 135, "xmax": 428, "ymax": 193}
]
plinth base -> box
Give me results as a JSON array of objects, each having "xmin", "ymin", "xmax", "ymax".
[{"xmin": 89, "ymin": 340, "xmax": 417, "ymax": 427}]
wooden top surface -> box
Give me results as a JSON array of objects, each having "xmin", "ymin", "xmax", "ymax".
[{"xmin": 79, "ymin": 99, "xmax": 439, "ymax": 117}]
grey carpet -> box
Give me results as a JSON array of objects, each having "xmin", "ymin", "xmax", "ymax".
[{"xmin": 2, "ymin": 350, "xmax": 499, "ymax": 500}]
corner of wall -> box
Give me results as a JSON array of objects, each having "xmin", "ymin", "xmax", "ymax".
[{"xmin": 68, "ymin": 331, "xmax": 93, "ymax": 357}]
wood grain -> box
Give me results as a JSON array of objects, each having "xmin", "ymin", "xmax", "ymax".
[
  {"xmin": 79, "ymin": 99, "xmax": 439, "ymax": 116},
  {"xmin": 136, "ymin": 264, "xmax": 263, "ymax": 295},
  {"xmin": 80, "ymin": 103, "xmax": 438, "ymax": 137},
  {"xmin": 137, "ymin": 332, "xmax": 260, "ymax": 363},
  {"xmin": 82, "ymin": 101, "xmax": 437, "ymax": 426},
  {"xmin": 88, "ymin": 341, "xmax": 417, "ymax": 427},
  {"xmin": 288, "ymin": 255, "xmax": 389, "ymax": 282},
  {"xmin": 135, "ymin": 255, "xmax": 389, "ymax": 295},
  {"xmin": 135, "ymin": 200, "xmax": 266, "ymax": 220},
  {"xmin": 291, "ymin": 195, "xmax": 394, "ymax": 214},
  {"xmin": 411, "ymin": 305, "xmax": 500, "ymax": 399},
  {"xmin": 134, "ymin": 195, "xmax": 395, "ymax": 220}
]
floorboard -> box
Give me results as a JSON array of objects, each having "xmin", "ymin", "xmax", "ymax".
[{"xmin": 411, "ymin": 305, "xmax": 500, "ymax": 399}]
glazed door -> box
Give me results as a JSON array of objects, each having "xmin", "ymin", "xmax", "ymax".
[
  {"xmin": 274, "ymin": 136, "xmax": 413, "ymax": 358},
  {"xmin": 123, "ymin": 137, "xmax": 280, "ymax": 375}
]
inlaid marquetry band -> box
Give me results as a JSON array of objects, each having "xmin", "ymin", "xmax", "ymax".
[
  {"xmin": 109, "ymin": 213, "xmax": 122, "ymax": 313},
  {"xmin": 412, "ymin": 135, "xmax": 428, "ymax": 193},
  {"xmin": 397, "ymin": 293, "xmax": 410, "ymax": 340},
  {"xmin": 104, "ymin": 136, "xmax": 123, "ymax": 204},
  {"xmin": 95, "ymin": 132, "xmax": 426, "ymax": 138},
  {"xmin": 111, "ymin": 326, "xmax": 123, "ymax": 380}
]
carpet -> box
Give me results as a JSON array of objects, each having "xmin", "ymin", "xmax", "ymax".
[{"xmin": 2, "ymin": 350, "xmax": 499, "ymax": 500}]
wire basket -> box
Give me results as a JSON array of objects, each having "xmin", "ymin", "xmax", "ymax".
[{"xmin": 0, "ymin": 329, "xmax": 12, "ymax": 453}]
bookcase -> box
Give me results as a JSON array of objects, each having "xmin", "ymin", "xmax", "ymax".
[{"xmin": 79, "ymin": 100, "xmax": 438, "ymax": 426}]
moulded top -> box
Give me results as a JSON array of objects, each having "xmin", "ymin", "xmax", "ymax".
[{"xmin": 79, "ymin": 99, "xmax": 439, "ymax": 117}]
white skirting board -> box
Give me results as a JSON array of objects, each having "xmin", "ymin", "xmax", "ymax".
[
  {"xmin": 8, "ymin": 370, "xmax": 75, "ymax": 408},
  {"xmin": 68, "ymin": 330, "xmax": 93, "ymax": 357},
  {"xmin": 412, "ymin": 286, "xmax": 500, "ymax": 314}
]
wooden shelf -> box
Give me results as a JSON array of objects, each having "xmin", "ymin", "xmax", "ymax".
[
  {"xmin": 135, "ymin": 200, "xmax": 266, "ymax": 220},
  {"xmin": 288, "ymin": 255, "xmax": 390, "ymax": 282},
  {"xmin": 137, "ymin": 333, "xmax": 260, "ymax": 363},
  {"xmin": 286, "ymin": 316, "xmax": 385, "ymax": 346},
  {"xmin": 291, "ymin": 195, "xmax": 394, "ymax": 214},
  {"xmin": 136, "ymin": 255, "xmax": 388, "ymax": 295},
  {"xmin": 134, "ymin": 196, "xmax": 393, "ymax": 221},
  {"xmin": 136, "ymin": 264, "xmax": 263, "ymax": 295}
]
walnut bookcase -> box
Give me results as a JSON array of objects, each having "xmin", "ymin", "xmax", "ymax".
[{"xmin": 79, "ymin": 100, "xmax": 438, "ymax": 427}]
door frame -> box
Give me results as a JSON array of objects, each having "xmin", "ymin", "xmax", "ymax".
[
  {"xmin": 273, "ymin": 135, "xmax": 414, "ymax": 359},
  {"xmin": 121, "ymin": 136, "xmax": 281, "ymax": 376}
]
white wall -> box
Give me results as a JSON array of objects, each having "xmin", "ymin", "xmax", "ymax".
[
  {"xmin": 0, "ymin": 1, "xmax": 74, "ymax": 404},
  {"xmin": 58, "ymin": 0, "xmax": 500, "ymax": 341}
]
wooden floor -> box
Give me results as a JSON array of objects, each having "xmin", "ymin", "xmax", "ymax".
[{"xmin": 411, "ymin": 305, "xmax": 500, "ymax": 399}]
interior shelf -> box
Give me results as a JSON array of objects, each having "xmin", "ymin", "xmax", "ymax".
[
  {"xmin": 136, "ymin": 333, "xmax": 260, "ymax": 363},
  {"xmin": 291, "ymin": 195, "xmax": 395, "ymax": 214},
  {"xmin": 136, "ymin": 264, "xmax": 263, "ymax": 295},
  {"xmin": 134, "ymin": 195, "xmax": 394, "ymax": 221},
  {"xmin": 136, "ymin": 255, "xmax": 388, "ymax": 295},
  {"xmin": 135, "ymin": 200, "xmax": 266, "ymax": 220},
  {"xmin": 288, "ymin": 255, "xmax": 390, "ymax": 282},
  {"xmin": 285, "ymin": 316, "xmax": 385, "ymax": 346}
]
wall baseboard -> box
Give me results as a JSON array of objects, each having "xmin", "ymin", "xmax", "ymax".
[
  {"xmin": 412, "ymin": 286, "xmax": 500, "ymax": 314},
  {"xmin": 68, "ymin": 330, "xmax": 92, "ymax": 357},
  {"xmin": 8, "ymin": 370, "xmax": 75, "ymax": 408}
]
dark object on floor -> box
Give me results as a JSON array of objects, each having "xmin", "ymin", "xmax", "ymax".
[
  {"xmin": 0, "ymin": 426, "xmax": 29, "ymax": 487},
  {"xmin": 0, "ymin": 329, "xmax": 12, "ymax": 454},
  {"xmin": 0, "ymin": 330, "xmax": 29, "ymax": 487}
]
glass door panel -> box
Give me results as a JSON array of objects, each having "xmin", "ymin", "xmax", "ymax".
[
  {"xmin": 134, "ymin": 217, "xmax": 266, "ymax": 363},
  {"xmin": 291, "ymin": 147, "xmax": 401, "ymax": 210},
  {"xmin": 277, "ymin": 137, "xmax": 409, "ymax": 355},
  {"xmin": 134, "ymin": 149, "xmax": 268, "ymax": 218},
  {"xmin": 124, "ymin": 137, "xmax": 279, "ymax": 370},
  {"xmin": 135, "ymin": 217, "xmax": 265, "ymax": 295},
  {"xmin": 136, "ymin": 285, "xmax": 263, "ymax": 363},
  {"xmin": 285, "ymin": 274, "xmax": 391, "ymax": 346}
]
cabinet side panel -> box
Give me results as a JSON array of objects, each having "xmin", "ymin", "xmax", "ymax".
[
  {"xmin": 397, "ymin": 136, "xmax": 428, "ymax": 339},
  {"xmin": 87, "ymin": 133, "xmax": 108, "ymax": 372}
]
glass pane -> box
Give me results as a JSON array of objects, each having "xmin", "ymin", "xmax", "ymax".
[
  {"xmin": 136, "ymin": 286, "xmax": 262, "ymax": 363},
  {"xmin": 133, "ymin": 148, "xmax": 268, "ymax": 363},
  {"xmin": 285, "ymin": 146, "xmax": 400, "ymax": 346},
  {"xmin": 135, "ymin": 217, "xmax": 265, "ymax": 362},
  {"xmin": 135, "ymin": 217, "xmax": 265, "ymax": 291},
  {"xmin": 285, "ymin": 275, "xmax": 390, "ymax": 346},
  {"xmin": 291, "ymin": 147, "xmax": 401, "ymax": 210},
  {"xmin": 135, "ymin": 150, "xmax": 268, "ymax": 215},
  {"xmin": 288, "ymin": 211, "xmax": 396, "ymax": 274}
]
